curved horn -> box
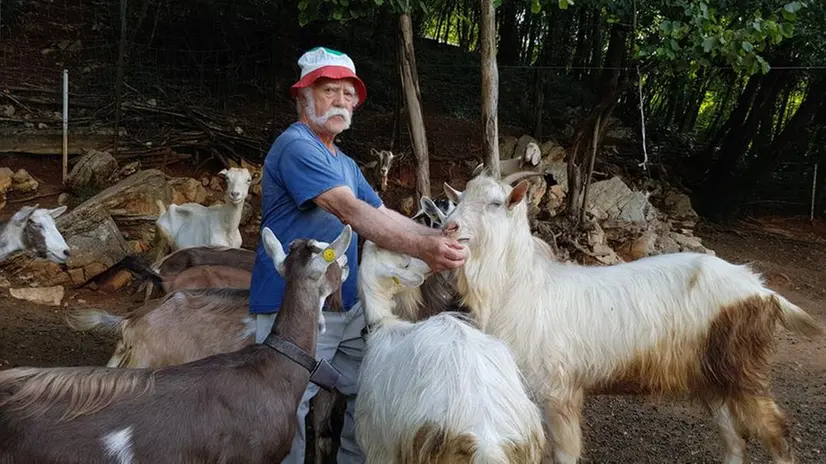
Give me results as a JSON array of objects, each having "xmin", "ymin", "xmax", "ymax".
[{"xmin": 502, "ymin": 170, "xmax": 544, "ymax": 185}]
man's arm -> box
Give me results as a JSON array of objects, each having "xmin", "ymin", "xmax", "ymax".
[
  {"xmin": 314, "ymin": 187, "xmax": 465, "ymax": 272},
  {"xmin": 378, "ymin": 205, "xmax": 442, "ymax": 236}
]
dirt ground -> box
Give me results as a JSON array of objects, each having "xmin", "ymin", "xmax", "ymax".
[{"xmin": 1, "ymin": 155, "xmax": 824, "ymax": 463}]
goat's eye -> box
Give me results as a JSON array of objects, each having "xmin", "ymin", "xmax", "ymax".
[{"xmin": 489, "ymin": 200, "xmax": 504, "ymax": 208}]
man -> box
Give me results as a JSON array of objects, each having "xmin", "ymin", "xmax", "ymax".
[{"xmin": 249, "ymin": 46, "xmax": 466, "ymax": 463}]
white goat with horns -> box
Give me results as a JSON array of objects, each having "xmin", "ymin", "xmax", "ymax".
[
  {"xmin": 0, "ymin": 204, "xmax": 70, "ymax": 265},
  {"xmin": 354, "ymin": 240, "xmax": 546, "ymax": 463},
  {"xmin": 442, "ymin": 171, "xmax": 822, "ymax": 464}
]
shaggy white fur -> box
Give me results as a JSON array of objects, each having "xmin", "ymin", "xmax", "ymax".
[{"xmin": 355, "ymin": 240, "xmax": 546, "ymax": 463}]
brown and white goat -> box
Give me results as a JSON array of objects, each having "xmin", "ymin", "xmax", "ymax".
[
  {"xmin": 442, "ymin": 172, "xmax": 822, "ymax": 464},
  {"xmin": 0, "ymin": 225, "xmax": 351, "ymax": 463}
]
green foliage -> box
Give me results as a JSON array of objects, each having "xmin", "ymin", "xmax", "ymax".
[
  {"xmin": 638, "ymin": 1, "xmax": 809, "ymax": 76},
  {"xmin": 297, "ymin": 0, "xmax": 432, "ymax": 25}
]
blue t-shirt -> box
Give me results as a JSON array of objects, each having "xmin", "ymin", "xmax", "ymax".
[{"xmin": 249, "ymin": 122, "xmax": 383, "ymax": 314}]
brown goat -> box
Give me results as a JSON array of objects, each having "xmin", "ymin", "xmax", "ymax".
[
  {"xmin": 138, "ymin": 246, "xmax": 256, "ymax": 299},
  {"xmin": 67, "ymin": 288, "xmax": 255, "ymax": 368},
  {"xmin": 0, "ymin": 225, "xmax": 352, "ymax": 463},
  {"xmin": 120, "ymin": 255, "xmax": 252, "ymax": 296}
]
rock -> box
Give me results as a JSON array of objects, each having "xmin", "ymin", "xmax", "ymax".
[
  {"xmin": 68, "ymin": 268, "xmax": 86, "ymax": 285},
  {"xmin": 63, "ymin": 215, "xmax": 131, "ymax": 272},
  {"xmin": 540, "ymin": 140, "xmax": 566, "ymax": 163},
  {"xmin": 669, "ymin": 232, "xmax": 714, "ymax": 255},
  {"xmin": 66, "ymin": 149, "xmax": 119, "ymax": 193},
  {"xmin": 542, "ymin": 161, "xmax": 568, "ymax": 191},
  {"xmin": 661, "ymin": 190, "xmax": 700, "ymax": 227},
  {"xmin": 585, "ymin": 176, "xmax": 656, "ymax": 225},
  {"xmin": 0, "ymin": 277, "xmax": 9, "ymax": 288},
  {"xmin": 12, "ymin": 169, "xmax": 38, "ymax": 193},
  {"xmin": 241, "ymin": 201, "xmax": 254, "ymax": 226},
  {"xmin": 0, "ymin": 104, "xmax": 15, "ymax": 118},
  {"xmin": 514, "ymin": 135, "xmax": 539, "ymax": 161},
  {"xmin": 616, "ymin": 230, "xmax": 658, "ymax": 262},
  {"xmin": 99, "ymin": 270, "xmax": 132, "ymax": 292},
  {"xmin": 0, "ymin": 167, "xmax": 13, "ymax": 193},
  {"xmin": 544, "ymin": 184, "xmax": 566, "ymax": 216},
  {"xmin": 0, "ymin": 253, "xmax": 70, "ymax": 286},
  {"xmin": 498, "ymin": 135, "xmax": 518, "ymax": 159},
  {"xmin": 169, "ymin": 177, "xmax": 207, "ymax": 205},
  {"xmin": 655, "ymin": 234, "xmax": 681, "ymax": 254},
  {"xmin": 58, "ymin": 192, "xmax": 70, "ymax": 205},
  {"xmin": 527, "ymin": 176, "xmax": 547, "ymax": 209},
  {"xmin": 9, "ymin": 286, "xmax": 64, "ymax": 307},
  {"xmin": 83, "ymin": 262, "xmax": 108, "ymax": 280}
]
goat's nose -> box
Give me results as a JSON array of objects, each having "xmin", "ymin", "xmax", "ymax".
[
  {"xmin": 63, "ymin": 249, "xmax": 71, "ymax": 258},
  {"xmin": 444, "ymin": 222, "xmax": 459, "ymax": 234}
]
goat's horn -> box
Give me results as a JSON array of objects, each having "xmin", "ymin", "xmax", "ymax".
[{"xmin": 502, "ymin": 170, "xmax": 544, "ymax": 185}]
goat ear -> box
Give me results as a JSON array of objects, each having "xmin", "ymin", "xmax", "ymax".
[
  {"xmin": 218, "ymin": 169, "xmax": 229, "ymax": 177},
  {"xmin": 261, "ymin": 227, "xmax": 288, "ymax": 277},
  {"xmin": 363, "ymin": 160, "xmax": 378, "ymax": 169},
  {"xmin": 506, "ymin": 181, "xmax": 530, "ymax": 209},
  {"xmin": 443, "ymin": 182, "xmax": 462, "ymax": 204},
  {"xmin": 328, "ymin": 225, "xmax": 352, "ymax": 263},
  {"xmin": 251, "ymin": 171, "xmax": 262, "ymax": 184},
  {"xmin": 48, "ymin": 205, "xmax": 68, "ymax": 218},
  {"xmin": 12, "ymin": 205, "xmax": 38, "ymax": 224},
  {"xmin": 370, "ymin": 148, "xmax": 380, "ymax": 158},
  {"xmin": 420, "ymin": 196, "xmax": 447, "ymax": 226}
]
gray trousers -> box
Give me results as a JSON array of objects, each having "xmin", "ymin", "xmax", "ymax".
[{"xmin": 255, "ymin": 302, "xmax": 367, "ymax": 464}]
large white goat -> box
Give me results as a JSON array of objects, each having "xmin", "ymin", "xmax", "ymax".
[
  {"xmin": 155, "ymin": 167, "xmax": 257, "ymax": 252},
  {"xmin": 442, "ymin": 172, "xmax": 822, "ymax": 464},
  {"xmin": 355, "ymin": 240, "xmax": 546, "ymax": 463},
  {"xmin": 0, "ymin": 204, "xmax": 70, "ymax": 264}
]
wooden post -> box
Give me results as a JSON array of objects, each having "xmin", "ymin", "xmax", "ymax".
[
  {"xmin": 399, "ymin": 12, "xmax": 431, "ymax": 199},
  {"xmin": 479, "ymin": 0, "xmax": 500, "ymax": 178},
  {"xmin": 113, "ymin": 0, "xmax": 128, "ymax": 156},
  {"xmin": 62, "ymin": 69, "xmax": 69, "ymax": 184}
]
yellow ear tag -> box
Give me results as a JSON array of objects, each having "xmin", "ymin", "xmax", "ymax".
[
  {"xmin": 323, "ymin": 249, "xmax": 336, "ymax": 263},
  {"xmin": 392, "ymin": 276, "xmax": 400, "ymax": 285}
]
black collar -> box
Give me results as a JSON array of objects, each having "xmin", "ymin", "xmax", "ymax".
[{"xmin": 262, "ymin": 333, "xmax": 340, "ymax": 391}]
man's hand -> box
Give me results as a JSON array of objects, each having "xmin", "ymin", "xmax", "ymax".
[{"xmin": 415, "ymin": 235, "xmax": 466, "ymax": 273}]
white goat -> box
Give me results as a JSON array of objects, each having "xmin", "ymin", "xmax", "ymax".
[
  {"xmin": 355, "ymin": 240, "xmax": 546, "ymax": 463},
  {"xmin": 155, "ymin": 167, "xmax": 257, "ymax": 251},
  {"xmin": 0, "ymin": 204, "xmax": 70, "ymax": 264},
  {"xmin": 442, "ymin": 172, "xmax": 822, "ymax": 464}
]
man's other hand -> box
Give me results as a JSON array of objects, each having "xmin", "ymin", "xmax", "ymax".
[{"xmin": 416, "ymin": 235, "xmax": 466, "ymax": 273}]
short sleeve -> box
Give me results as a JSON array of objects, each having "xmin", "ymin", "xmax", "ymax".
[
  {"xmin": 275, "ymin": 140, "xmax": 349, "ymax": 210},
  {"xmin": 356, "ymin": 167, "xmax": 383, "ymax": 208}
]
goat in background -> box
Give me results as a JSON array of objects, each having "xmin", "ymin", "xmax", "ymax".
[
  {"xmin": 442, "ymin": 171, "xmax": 822, "ymax": 464},
  {"xmin": 0, "ymin": 225, "xmax": 351, "ymax": 463},
  {"xmin": 152, "ymin": 167, "xmax": 258, "ymax": 259},
  {"xmin": 355, "ymin": 240, "xmax": 545, "ymax": 463},
  {"xmin": 0, "ymin": 204, "xmax": 70, "ymax": 264}
]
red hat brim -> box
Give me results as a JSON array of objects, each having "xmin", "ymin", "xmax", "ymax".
[{"xmin": 290, "ymin": 65, "xmax": 367, "ymax": 107}]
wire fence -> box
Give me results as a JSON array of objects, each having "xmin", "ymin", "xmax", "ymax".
[{"xmin": 1, "ymin": 0, "xmax": 823, "ymax": 217}]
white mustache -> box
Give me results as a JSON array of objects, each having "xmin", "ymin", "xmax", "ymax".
[{"xmin": 313, "ymin": 107, "xmax": 351, "ymax": 126}]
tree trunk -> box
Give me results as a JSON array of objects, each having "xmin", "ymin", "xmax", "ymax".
[
  {"xmin": 398, "ymin": 13, "xmax": 430, "ymax": 198},
  {"xmin": 572, "ymin": 8, "xmax": 589, "ymax": 81},
  {"xmin": 480, "ymin": 0, "xmax": 500, "ymax": 178},
  {"xmin": 566, "ymin": 23, "xmax": 627, "ymax": 226},
  {"xmin": 588, "ymin": 7, "xmax": 603, "ymax": 88},
  {"xmin": 695, "ymin": 71, "xmax": 790, "ymax": 219},
  {"xmin": 738, "ymin": 76, "xmax": 826, "ymax": 203}
]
